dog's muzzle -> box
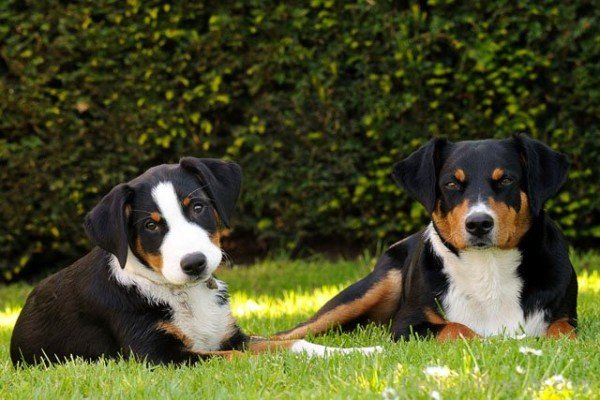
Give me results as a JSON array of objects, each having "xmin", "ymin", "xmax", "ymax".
[
  {"xmin": 180, "ymin": 252, "xmax": 207, "ymax": 278},
  {"xmin": 465, "ymin": 212, "xmax": 494, "ymax": 247}
]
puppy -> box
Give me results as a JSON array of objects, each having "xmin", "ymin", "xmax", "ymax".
[
  {"xmin": 11, "ymin": 157, "xmax": 378, "ymax": 365},
  {"xmin": 276, "ymin": 134, "xmax": 577, "ymax": 341}
]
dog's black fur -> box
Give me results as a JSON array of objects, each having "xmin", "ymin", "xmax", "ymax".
[
  {"xmin": 277, "ymin": 134, "xmax": 578, "ymax": 341},
  {"xmin": 10, "ymin": 158, "xmax": 251, "ymax": 365},
  {"xmin": 11, "ymin": 157, "xmax": 379, "ymax": 366}
]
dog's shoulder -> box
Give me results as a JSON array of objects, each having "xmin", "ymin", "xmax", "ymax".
[{"xmin": 376, "ymin": 230, "xmax": 426, "ymax": 272}]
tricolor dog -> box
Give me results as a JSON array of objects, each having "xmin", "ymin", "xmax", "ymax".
[
  {"xmin": 276, "ymin": 134, "xmax": 577, "ymax": 341},
  {"xmin": 11, "ymin": 158, "xmax": 378, "ymax": 365}
]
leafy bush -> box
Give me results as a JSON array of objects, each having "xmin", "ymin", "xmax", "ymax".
[{"xmin": 1, "ymin": 0, "xmax": 598, "ymax": 280}]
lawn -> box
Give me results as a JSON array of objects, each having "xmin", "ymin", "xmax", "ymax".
[{"xmin": 1, "ymin": 251, "xmax": 599, "ymax": 399}]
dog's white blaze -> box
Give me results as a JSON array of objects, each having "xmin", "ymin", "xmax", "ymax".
[
  {"xmin": 152, "ymin": 182, "xmax": 222, "ymax": 285},
  {"xmin": 111, "ymin": 254, "xmax": 236, "ymax": 352},
  {"xmin": 427, "ymin": 224, "xmax": 548, "ymax": 337},
  {"xmin": 290, "ymin": 340, "xmax": 382, "ymax": 357}
]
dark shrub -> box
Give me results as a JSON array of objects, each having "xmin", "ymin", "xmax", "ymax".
[{"xmin": 1, "ymin": 0, "xmax": 598, "ymax": 280}]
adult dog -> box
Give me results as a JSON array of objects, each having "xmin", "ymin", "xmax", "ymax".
[
  {"xmin": 11, "ymin": 158, "xmax": 378, "ymax": 365},
  {"xmin": 276, "ymin": 134, "xmax": 577, "ymax": 341}
]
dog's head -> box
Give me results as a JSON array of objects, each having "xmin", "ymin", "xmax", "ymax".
[
  {"xmin": 84, "ymin": 158, "xmax": 241, "ymax": 285},
  {"xmin": 393, "ymin": 134, "xmax": 569, "ymax": 250}
]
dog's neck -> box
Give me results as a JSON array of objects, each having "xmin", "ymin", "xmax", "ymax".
[{"xmin": 425, "ymin": 223, "xmax": 545, "ymax": 337}]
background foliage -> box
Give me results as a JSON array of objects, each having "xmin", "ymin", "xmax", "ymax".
[{"xmin": 1, "ymin": 0, "xmax": 598, "ymax": 280}]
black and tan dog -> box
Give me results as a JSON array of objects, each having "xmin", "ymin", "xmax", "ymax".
[
  {"xmin": 277, "ymin": 134, "xmax": 577, "ymax": 342},
  {"xmin": 11, "ymin": 158, "xmax": 378, "ymax": 365}
]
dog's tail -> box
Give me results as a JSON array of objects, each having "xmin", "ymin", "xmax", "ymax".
[
  {"xmin": 289, "ymin": 339, "xmax": 383, "ymax": 357},
  {"xmin": 246, "ymin": 337, "xmax": 382, "ymax": 358}
]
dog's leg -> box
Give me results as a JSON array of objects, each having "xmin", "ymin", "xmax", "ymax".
[
  {"xmin": 391, "ymin": 307, "xmax": 480, "ymax": 341},
  {"xmin": 546, "ymin": 318, "xmax": 576, "ymax": 339},
  {"xmin": 194, "ymin": 350, "xmax": 245, "ymax": 360},
  {"xmin": 244, "ymin": 338, "xmax": 382, "ymax": 357},
  {"xmin": 274, "ymin": 268, "xmax": 402, "ymax": 340}
]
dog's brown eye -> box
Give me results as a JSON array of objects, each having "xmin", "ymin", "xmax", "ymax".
[
  {"xmin": 500, "ymin": 177, "xmax": 514, "ymax": 186},
  {"xmin": 145, "ymin": 221, "xmax": 158, "ymax": 231},
  {"xmin": 193, "ymin": 203, "xmax": 204, "ymax": 213},
  {"xmin": 445, "ymin": 182, "xmax": 460, "ymax": 190}
]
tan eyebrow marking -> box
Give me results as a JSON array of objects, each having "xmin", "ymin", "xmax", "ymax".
[
  {"xmin": 454, "ymin": 169, "xmax": 466, "ymax": 182},
  {"xmin": 150, "ymin": 212, "xmax": 161, "ymax": 222},
  {"xmin": 182, "ymin": 197, "xmax": 191, "ymax": 207},
  {"xmin": 492, "ymin": 168, "xmax": 504, "ymax": 180}
]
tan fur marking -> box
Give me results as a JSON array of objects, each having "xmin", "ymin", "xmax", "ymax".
[
  {"xmin": 150, "ymin": 212, "xmax": 161, "ymax": 222},
  {"xmin": 276, "ymin": 270, "xmax": 402, "ymax": 340},
  {"xmin": 245, "ymin": 339, "xmax": 299, "ymax": 354},
  {"xmin": 135, "ymin": 237, "xmax": 163, "ymax": 272},
  {"xmin": 211, "ymin": 232, "xmax": 221, "ymax": 247},
  {"xmin": 424, "ymin": 308, "xmax": 480, "ymax": 341},
  {"xmin": 491, "ymin": 168, "xmax": 504, "ymax": 181},
  {"xmin": 158, "ymin": 321, "xmax": 193, "ymax": 349},
  {"xmin": 488, "ymin": 192, "xmax": 531, "ymax": 249},
  {"xmin": 209, "ymin": 209, "xmax": 222, "ymax": 246},
  {"xmin": 432, "ymin": 199, "xmax": 470, "ymax": 250},
  {"xmin": 424, "ymin": 308, "xmax": 446, "ymax": 325},
  {"xmin": 546, "ymin": 319, "xmax": 576, "ymax": 339},
  {"xmin": 437, "ymin": 322, "xmax": 480, "ymax": 342},
  {"xmin": 182, "ymin": 197, "xmax": 191, "ymax": 207},
  {"xmin": 366, "ymin": 270, "xmax": 403, "ymax": 322},
  {"xmin": 454, "ymin": 168, "xmax": 466, "ymax": 182}
]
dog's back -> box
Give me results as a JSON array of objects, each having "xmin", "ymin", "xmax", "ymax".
[{"xmin": 11, "ymin": 249, "xmax": 123, "ymax": 364}]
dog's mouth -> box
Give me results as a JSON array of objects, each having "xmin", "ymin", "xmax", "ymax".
[
  {"xmin": 188, "ymin": 273, "xmax": 218, "ymax": 287},
  {"xmin": 466, "ymin": 236, "xmax": 494, "ymax": 249}
]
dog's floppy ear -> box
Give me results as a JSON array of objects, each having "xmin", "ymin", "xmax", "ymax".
[
  {"xmin": 83, "ymin": 183, "xmax": 133, "ymax": 268},
  {"xmin": 179, "ymin": 157, "xmax": 242, "ymax": 228},
  {"xmin": 513, "ymin": 133, "xmax": 569, "ymax": 216},
  {"xmin": 392, "ymin": 138, "xmax": 448, "ymax": 214}
]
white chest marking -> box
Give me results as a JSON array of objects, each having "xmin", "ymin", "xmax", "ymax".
[
  {"xmin": 427, "ymin": 224, "xmax": 547, "ymax": 337},
  {"xmin": 111, "ymin": 255, "xmax": 236, "ymax": 351}
]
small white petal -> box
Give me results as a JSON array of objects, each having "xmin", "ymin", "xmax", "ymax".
[
  {"xmin": 424, "ymin": 366, "xmax": 452, "ymax": 378},
  {"xmin": 543, "ymin": 374, "xmax": 572, "ymax": 389},
  {"xmin": 515, "ymin": 333, "xmax": 527, "ymax": 340},
  {"xmin": 430, "ymin": 390, "xmax": 442, "ymax": 400},
  {"xmin": 519, "ymin": 346, "xmax": 543, "ymax": 356},
  {"xmin": 381, "ymin": 387, "xmax": 399, "ymax": 400},
  {"xmin": 516, "ymin": 365, "xmax": 525, "ymax": 374}
]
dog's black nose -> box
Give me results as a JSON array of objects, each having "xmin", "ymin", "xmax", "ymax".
[
  {"xmin": 465, "ymin": 213, "xmax": 494, "ymax": 237},
  {"xmin": 180, "ymin": 253, "xmax": 207, "ymax": 277}
]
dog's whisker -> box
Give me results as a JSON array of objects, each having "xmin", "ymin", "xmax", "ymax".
[
  {"xmin": 130, "ymin": 209, "xmax": 153, "ymax": 215},
  {"xmin": 133, "ymin": 217, "xmax": 152, "ymax": 225},
  {"xmin": 185, "ymin": 184, "xmax": 209, "ymax": 199},
  {"xmin": 220, "ymin": 250, "xmax": 233, "ymax": 268}
]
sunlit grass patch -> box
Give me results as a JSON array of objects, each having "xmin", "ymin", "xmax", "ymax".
[
  {"xmin": 231, "ymin": 285, "xmax": 346, "ymax": 319},
  {"xmin": 0, "ymin": 251, "xmax": 598, "ymax": 399},
  {"xmin": 0, "ymin": 308, "xmax": 20, "ymax": 329},
  {"xmin": 578, "ymin": 270, "xmax": 600, "ymax": 294}
]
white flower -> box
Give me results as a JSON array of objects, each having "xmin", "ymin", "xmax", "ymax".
[
  {"xmin": 381, "ymin": 387, "xmax": 399, "ymax": 400},
  {"xmin": 519, "ymin": 346, "xmax": 543, "ymax": 356},
  {"xmin": 424, "ymin": 366, "xmax": 453, "ymax": 378},
  {"xmin": 516, "ymin": 365, "xmax": 525, "ymax": 374},
  {"xmin": 543, "ymin": 374, "xmax": 572, "ymax": 390},
  {"xmin": 515, "ymin": 333, "xmax": 527, "ymax": 340},
  {"xmin": 430, "ymin": 390, "xmax": 442, "ymax": 400}
]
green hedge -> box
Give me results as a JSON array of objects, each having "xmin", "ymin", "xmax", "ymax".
[{"xmin": 1, "ymin": 0, "xmax": 598, "ymax": 280}]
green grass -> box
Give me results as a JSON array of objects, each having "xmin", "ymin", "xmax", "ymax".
[{"xmin": 1, "ymin": 251, "xmax": 599, "ymax": 399}]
